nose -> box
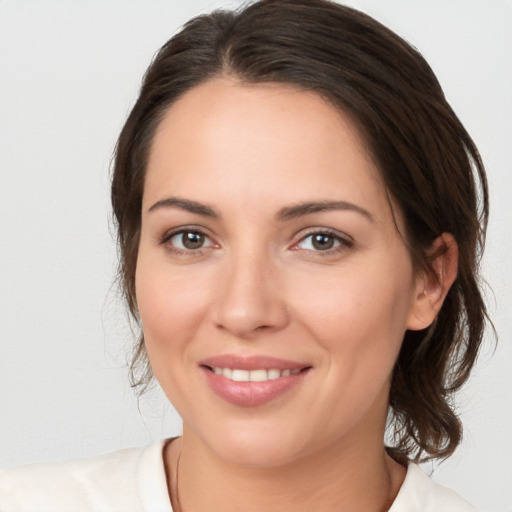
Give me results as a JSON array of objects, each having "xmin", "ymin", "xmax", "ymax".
[{"xmin": 212, "ymin": 251, "xmax": 289, "ymax": 339}]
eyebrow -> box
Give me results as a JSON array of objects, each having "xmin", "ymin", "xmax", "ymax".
[
  {"xmin": 275, "ymin": 200, "xmax": 374, "ymax": 222},
  {"xmin": 147, "ymin": 197, "xmax": 219, "ymax": 218},
  {"xmin": 147, "ymin": 196, "xmax": 374, "ymax": 222}
]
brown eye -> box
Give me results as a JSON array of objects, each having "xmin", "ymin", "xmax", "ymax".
[
  {"xmin": 311, "ymin": 233, "xmax": 335, "ymax": 250},
  {"xmin": 295, "ymin": 230, "xmax": 351, "ymax": 254},
  {"xmin": 181, "ymin": 231, "xmax": 205, "ymax": 249},
  {"xmin": 167, "ymin": 230, "xmax": 212, "ymax": 251}
]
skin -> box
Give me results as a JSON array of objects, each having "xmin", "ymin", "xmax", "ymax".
[{"xmin": 135, "ymin": 79, "xmax": 457, "ymax": 511}]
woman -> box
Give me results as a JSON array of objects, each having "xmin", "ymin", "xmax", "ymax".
[{"xmin": 0, "ymin": 0, "xmax": 491, "ymax": 510}]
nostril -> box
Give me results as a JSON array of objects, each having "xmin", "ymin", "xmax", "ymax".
[{"xmin": 255, "ymin": 324, "xmax": 273, "ymax": 331}]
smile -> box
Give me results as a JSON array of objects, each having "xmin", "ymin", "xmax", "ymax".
[
  {"xmin": 201, "ymin": 364, "xmax": 310, "ymax": 407},
  {"xmin": 209, "ymin": 367, "xmax": 302, "ymax": 382}
]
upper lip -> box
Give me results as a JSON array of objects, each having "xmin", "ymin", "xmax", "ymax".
[{"xmin": 199, "ymin": 354, "xmax": 310, "ymax": 371}]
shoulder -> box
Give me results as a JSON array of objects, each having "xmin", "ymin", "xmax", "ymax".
[
  {"xmin": 390, "ymin": 463, "xmax": 477, "ymax": 512},
  {"xmin": 0, "ymin": 439, "xmax": 172, "ymax": 512}
]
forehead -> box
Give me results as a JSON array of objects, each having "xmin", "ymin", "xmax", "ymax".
[{"xmin": 144, "ymin": 79, "xmax": 389, "ymax": 222}]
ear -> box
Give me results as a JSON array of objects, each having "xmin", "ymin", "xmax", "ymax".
[{"xmin": 406, "ymin": 233, "xmax": 458, "ymax": 331}]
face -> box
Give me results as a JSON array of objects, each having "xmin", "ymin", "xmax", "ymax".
[{"xmin": 136, "ymin": 79, "xmax": 425, "ymax": 467}]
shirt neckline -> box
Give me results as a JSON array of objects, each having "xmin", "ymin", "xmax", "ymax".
[
  {"xmin": 137, "ymin": 439, "xmax": 174, "ymax": 512},
  {"xmin": 135, "ymin": 438, "xmax": 460, "ymax": 512}
]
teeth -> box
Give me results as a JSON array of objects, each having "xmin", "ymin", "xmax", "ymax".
[
  {"xmin": 267, "ymin": 369, "xmax": 280, "ymax": 380},
  {"xmin": 231, "ymin": 369, "xmax": 249, "ymax": 382},
  {"xmin": 248, "ymin": 369, "xmax": 268, "ymax": 382},
  {"xmin": 212, "ymin": 367, "xmax": 302, "ymax": 382}
]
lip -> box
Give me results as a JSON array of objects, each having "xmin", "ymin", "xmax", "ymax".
[
  {"xmin": 199, "ymin": 354, "xmax": 311, "ymax": 407},
  {"xmin": 199, "ymin": 354, "xmax": 308, "ymax": 371}
]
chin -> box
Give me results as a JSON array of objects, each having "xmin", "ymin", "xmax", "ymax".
[
  {"xmin": 215, "ymin": 437, "xmax": 300, "ymax": 469},
  {"xmin": 192, "ymin": 419, "xmax": 315, "ymax": 469}
]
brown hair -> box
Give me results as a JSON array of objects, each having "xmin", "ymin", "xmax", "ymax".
[{"xmin": 111, "ymin": 0, "xmax": 490, "ymax": 462}]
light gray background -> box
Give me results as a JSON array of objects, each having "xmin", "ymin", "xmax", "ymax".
[{"xmin": 0, "ymin": 1, "xmax": 510, "ymax": 510}]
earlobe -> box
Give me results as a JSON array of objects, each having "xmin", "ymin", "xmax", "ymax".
[{"xmin": 407, "ymin": 233, "xmax": 458, "ymax": 331}]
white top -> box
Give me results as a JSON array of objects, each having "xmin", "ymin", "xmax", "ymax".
[{"xmin": 0, "ymin": 439, "xmax": 477, "ymax": 511}]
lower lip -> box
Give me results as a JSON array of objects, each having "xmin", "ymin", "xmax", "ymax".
[{"xmin": 202, "ymin": 367, "xmax": 309, "ymax": 407}]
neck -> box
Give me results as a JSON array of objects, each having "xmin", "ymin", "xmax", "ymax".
[{"xmin": 165, "ymin": 431, "xmax": 406, "ymax": 512}]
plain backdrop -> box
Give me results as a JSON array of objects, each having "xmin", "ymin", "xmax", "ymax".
[{"xmin": 0, "ymin": 1, "xmax": 510, "ymax": 510}]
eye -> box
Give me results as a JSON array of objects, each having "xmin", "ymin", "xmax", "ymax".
[
  {"xmin": 294, "ymin": 230, "xmax": 352, "ymax": 253},
  {"xmin": 163, "ymin": 229, "xmax": 215, "ymax": 252}
]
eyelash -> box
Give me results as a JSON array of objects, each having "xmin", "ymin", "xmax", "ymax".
[
  {"xmin": 160, "ymin": 227, "xmax": 353, "ymax": 256},
  {"xmin": 292, "ymin": 228, "xmax": 353, "ymax": 256},
  {"xmin": 160, "ymin": 227, "xmax": 216, "ymax": 256}
]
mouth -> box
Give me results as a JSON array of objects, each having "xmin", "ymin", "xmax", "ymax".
[
  {"xmin": 203, "ymin": 366, "xmax": 305, "ymax": 382},
  {"xmin": 199, "ymin": 355, "xmax": 312, "ymax": 407}
]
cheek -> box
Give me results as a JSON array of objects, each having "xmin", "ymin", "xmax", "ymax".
[
  {"xmin": 134, "ymin": 253, "xmax": 217, "ymax": 413},
  {"xmin": 290, "ymin": 258, "xmax": 415, "ymax": 370},
  {"xmin": 135, "ymin": 252, "xmax": 212, "ymax": 355}
]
